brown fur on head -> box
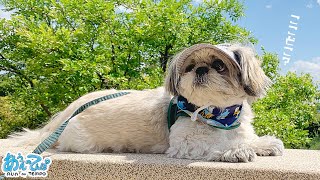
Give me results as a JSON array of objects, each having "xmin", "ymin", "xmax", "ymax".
[
  {"xmin": 165, "ymin": 43, "xmax": 271, "ymax": 108},
  {"xmin": 229, "ymin": 45, "xmax": 271, "ymax": 97}
]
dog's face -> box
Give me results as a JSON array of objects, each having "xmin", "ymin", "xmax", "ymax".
[{"xmin": 165, "ymin": 44, "xmax": 271, "ymax": 108}]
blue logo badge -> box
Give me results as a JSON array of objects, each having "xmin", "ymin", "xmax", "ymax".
[{"xmin": 1, "ymin": 152, "xmax": 51, "ymax": 178}]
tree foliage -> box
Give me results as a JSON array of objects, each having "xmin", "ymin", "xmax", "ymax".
[
  {"xmin": 0, "ymin": 0, "xmax": 250, "ymax": 137},
  {"xmin": 253, "ymin": 51, "xmax": 320, "ymax": 148}
]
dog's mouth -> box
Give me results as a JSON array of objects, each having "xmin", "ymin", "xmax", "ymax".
[{"xmin": 194, "ymin": 75, "xmax": 208, "ymax": 86}]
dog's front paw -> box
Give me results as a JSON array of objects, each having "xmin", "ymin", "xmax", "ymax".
[
  {"xmin": 166, "ymin": 146, "xmax": 190, "ymax": 159},
  {"xmin": 252, "ymin": 135, "xmax": 284, "ymax": 156},
  {"xmin": 166, "ymin": 146, "xmax": 180, "ymax": 158},
  {"xmin": 220, "ymin": 145, "xmax": 256, "ymax": 163}
]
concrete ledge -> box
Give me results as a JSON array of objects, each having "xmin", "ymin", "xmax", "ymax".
[{"xmin": 1, "ymin": 139, "xmax": 320, "ymax": 180}]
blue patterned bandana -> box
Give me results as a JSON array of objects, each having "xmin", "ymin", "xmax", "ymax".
[{"xmin": 176, "ymin": 96, "xmax": 242, "ymax": 130}]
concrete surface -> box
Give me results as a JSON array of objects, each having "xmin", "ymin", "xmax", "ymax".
[{"xmin": 0, "ymin": 139, "xmax": 320, "ymax": 180}]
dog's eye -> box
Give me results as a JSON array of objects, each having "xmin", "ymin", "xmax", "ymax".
[
  {"xmin": 185, "ymin": 64, "xmax": 195, "ymax": 72},
  {"xmin": 211, "ymin": 60, "xmax": 226, "ymax": 72}
]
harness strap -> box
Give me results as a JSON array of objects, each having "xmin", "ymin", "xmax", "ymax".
[
  {"xmin": 167, "ymin": 97, "xmax": 176, "ymax": 130},
  {"xmin": 32, "ymin": 92, "xmax": 130, "ymax": 154},
  {"xmin": 167, "ymin": 97, "xmax": 188, "ymax": 130}
]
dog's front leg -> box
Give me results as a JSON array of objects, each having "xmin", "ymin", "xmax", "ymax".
[
  {"xmin": 217, "ymin": 144, "xmax": 256, "ymax": 163},
  {"xmin": 166, "ymin": 118, "xmax": 220, "ymax": 161},
  {"xmin": 166, "ymin": 118, "xmax": 256, "ymax": 162}
]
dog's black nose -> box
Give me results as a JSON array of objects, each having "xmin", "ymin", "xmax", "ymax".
[{"xmin": 195, "ymin": 66, "xmax": 209, "ymax": 76}]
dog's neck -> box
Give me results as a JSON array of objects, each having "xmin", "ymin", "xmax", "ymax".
[{"xmin": 176, "ymin": 96, "xmax": 242, "ymax": 129}]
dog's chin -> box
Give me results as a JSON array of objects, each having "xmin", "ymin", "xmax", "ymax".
[{"xmin": 180, "ymin": 78, "xmax": 246, "ymax": 108}]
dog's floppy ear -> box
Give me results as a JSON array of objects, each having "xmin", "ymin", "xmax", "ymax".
[
  {"xmin": 164, "ymin": 54, "xmax": 180, "ymax": 96},
  {"xmin": 231, "ymin": 46, "xmax": 271, "ymax": 97}
]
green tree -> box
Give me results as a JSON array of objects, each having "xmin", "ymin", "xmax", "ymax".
[
  {"xmin": 0, "ymin": 0, "xmax": 251, "ymax": 138},
  {"xmin": 260, "ymin": 47, "xmax": 279, "ymax": 81},
  {"xmin": 253, "ymin": 51, "xmax": 320, "ymax": 148}
]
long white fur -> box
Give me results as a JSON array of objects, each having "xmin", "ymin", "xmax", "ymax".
[{"xmin": 10, "ymin": 44, "xmax": 284, "ymax": 162}]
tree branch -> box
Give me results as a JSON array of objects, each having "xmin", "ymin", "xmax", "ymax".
[
  {"xmin": 96, "ymin": 71, "xmax": 108, "ymax": 89},
  {"xmin": 159, "ymin": 44, "xmax": 173, "ymax": 72},
  {"xmin": 0, "ymin": 54, "xmax": 52, "ymax": 117}
]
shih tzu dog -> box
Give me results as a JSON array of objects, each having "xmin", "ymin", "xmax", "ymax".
[{"xmin": 13, "ymin": 43, "xmax": 284, "ymax": 162}]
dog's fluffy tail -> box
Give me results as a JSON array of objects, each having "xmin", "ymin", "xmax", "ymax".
[
  {"xmin": 8, "ymin": 128, "xmax": 43, "ymax": 147},
  {"xmin": 8, "ymin": 112, "xmax": 63, "ymax": 147}
]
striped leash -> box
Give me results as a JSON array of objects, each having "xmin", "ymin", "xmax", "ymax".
[
  {"xmin": 1, "ymin": 92, "xmax": 130, "ymax": 179},
  {"xmin": 33, "ymin": 91, "xmax": 130, "ymax": 154}
]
